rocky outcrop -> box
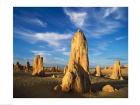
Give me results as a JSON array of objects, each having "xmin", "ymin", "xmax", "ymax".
[
  {"xmin": 25, "ymin": 61, "xmax": 30, "ymax": 72},
  {"xmin": 63, "ymin": 65, "xmax": 68, "ymax": 74},
  {"xmin": 60, "ymin": 29, "xmax": 91, "ymax": 93},
  {"xmin": 32, "ymin": 55, "xmax": 43, "ymax": 76},
  {"xmin": 110, "ymin": 60, "xmax": 123, "ymax": 80},
  {"xmin": 14, "ymin": 62, "xmax": 21, "ymax": 71},
  {"xmin": 95, "ymin": 65, "xmax": 101, "ymax": 77}
]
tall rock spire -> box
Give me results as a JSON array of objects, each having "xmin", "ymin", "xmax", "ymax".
[{"xmin": 60, "ymin": 29, "xmax": 91, "ymax": 93}]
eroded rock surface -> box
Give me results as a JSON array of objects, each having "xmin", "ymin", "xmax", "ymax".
[{"xmin": 32, "ymin": 55, "xmax": 43, "ymax": 76}]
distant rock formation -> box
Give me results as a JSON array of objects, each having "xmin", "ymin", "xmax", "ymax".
[
  {"xmin": 49, "ymin": 66, "xmax": 60, "ymax": 72},
  {"xmin": 95, "ymin": 65, "xmax": 101, "ymax": 77},
  {"xmin": 60, "ymin": 29, "xmax": 91, "ymax": 93},
  {"xmin": 25, "ymin": 61, "xmax": 30, "ymax": 72},
  {"xmin": 124, "ymin": 64, "xmax": 128, "ymax": 68},
  {"xmin": 14, "ymin": 62, "xmax": 21, "ymax": 71},
  {"xmin": 110, "ymin": 60, "xmax": 124, "ymax": 80},
  {"xmin": 32, "ymin": 55, "xmax": 43, "ymax": 76}
]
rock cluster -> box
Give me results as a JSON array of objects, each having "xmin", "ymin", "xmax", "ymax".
[{"xmin": 49, "ymin": 66, "xmax": 60, "ymax": 72}]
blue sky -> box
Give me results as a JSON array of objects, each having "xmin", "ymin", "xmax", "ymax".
[{"xmin": 13, "ymin": 7, "xmax": 128, "ymax": 67}]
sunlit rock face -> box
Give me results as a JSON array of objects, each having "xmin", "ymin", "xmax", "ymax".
[
  {"xmin": 110, "ymin": 60, "xmax": 124, "ymax": 80},
  {"xmin": 32, "ymin": 55, "xmax": 43, "ymax": 76},
  {"xmin": 95, "ymin": 65, "xmax": 101, "ymax": 77},
  {"xmin": 61, "ymin": 29, "xmax": 91, "ymax": 93},
  {"xmin": 63, "ymin": 65, "xmax": 68, "ymax": 75}
]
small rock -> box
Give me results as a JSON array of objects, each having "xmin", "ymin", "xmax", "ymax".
[
  {"xmin": 52, "ymin": 74, "xmax": 55, "ymax": 78},
  {"xmin": 54, "ymin": 85, "xmax": 61, "ymax": 91},
  {"xmin": 102, "ymin": 85, "xmax": 115, "ymax": 92}
]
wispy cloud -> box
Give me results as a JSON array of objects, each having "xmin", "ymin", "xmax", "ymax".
[
  {"xmin": 90, "ymin": 21, "xmax": 121, "ymax": 38},
  {"xmin": 64, "ymin": 8, "xmax": 87, "ymax": 28},
  {"xmin": 14, "ymin": 28, "xmax": 72, "ymax": 47},
  {"xmin": 14, "ymin": 14, "xmax": 47, "ymax": 27},
  {"xmin": 103, "ymin": 7, "xmax": 118, "ymax": 18},
  {"xmin": 31, "ymin": 50, "xmax": 51, "ymax": 56},
  {"xmin": 115, "ymin": 36, "xmax": 126, "ymax": 41},
  {"xmin": 80, "ymin": 7, "xmax": 126, "ymax": 38},
  {"xmin": 26, "ymin": 18, "xmax": 47, "ymax": 27},
  {"xmin": 62, "ymin": 51, "xmax": 70, "ymax": 56},
  {"xmin": 96, "ymin": 41, "xmax": 112, "ymax": 51}
]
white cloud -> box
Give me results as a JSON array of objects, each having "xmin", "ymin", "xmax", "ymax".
[
  {"xmin": 14, "ymin": 28, "xmax": 72, "ymax": 47},
  {"xmin": 103, "ymin": 7, "xmax": 126, "ymax": 20},
  {"xmin": 80, "ymin": 8, "xmax": 124, "ymax": 38},
  {"xmin": 115, "ymin": 36, "xmax": 126, "ymax": 41},
  {"xmin": 103, "ymin": 7, "xmax": 118, "ymax": 18},
  {"xmin": 31, "ymin": 50, "xmax": 50, "ymax": 57},
  {"xmin": 84, "ymin": 20, "xmax": 121, "ymax": 38},
  {"xmin": 34, "ymin": 32, "xmax": 71, "ymax": 47},
  {"xmin": 64, "ymin": 8, "xmax": 87, "ymax": 28},
  {"xmin": 24, "ymin": 17, "xmax": 47, "ymax": 27}
]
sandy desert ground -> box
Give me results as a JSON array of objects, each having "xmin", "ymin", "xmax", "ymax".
[{"xmin": 13, "ymin": 67, "xmax": 128, "ymax": 98}]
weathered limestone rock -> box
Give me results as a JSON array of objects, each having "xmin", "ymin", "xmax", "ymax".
[
  {"xmin": 14, "ymin": 62, "xmax": 21, "ymax": 71},
  {"xmin": 54, "ymin": 85, "xmax": 62, "ymax": 91},
  {"xmin": 110, "ymin": 60, "xmax": 124, "ymax": 80},
  {"xmin": 55, "ymin": 65, "xmax": 59, "ymax": 72},
  {"xmin": 52, "ymin": 74, "xmax": 56, "ymax": 78},
  {"xmin": 25, "ymin": 61, "xmax": 30, "ymax": 72},
  {"xmin": 102, "ymin": 85, "xmax": 117, "ymax": 92},
  {"xmin": 95, "ymin": 65, "xmax": 101, "ymax": 77},
  {"xmin": 63, "ymin": 65, "xmax": 68, "ymax": 74},
  {"xmin": 50, "ymin": 67, "xmax": 55, "ymax": 72},
  {"xmin": 60, "ymin": 29, "xmax": 91, "ymax": 93},
  {"xmin": 32, "ymin": 55, "xmax": 44, "ymax": 76}
]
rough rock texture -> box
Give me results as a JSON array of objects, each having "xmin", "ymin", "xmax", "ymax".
[
  {"xmin": 60, "ymin": 29, "xmax": 91, "ymax": 93},
  {"xmin": 102, "ymin": 85, "xmax": 117, "ymax": 92},
  {"xmin": 95, "ymin": 65, "xmax": 101, "ymax": 77},
  {"xmin": 14, "ymin": 62, "xmax": 21, "ymax": 71},
  {"xmin": 63, "ymin": 65, "xmax": 68, "ymax": 74},
  {"xmin": 110, "ymin": 60, "xmax": 123, "ymax": 80},
  {"xmin": 32, "ymin": 55, "xmax": 43, "ymax": 76},
  {"xmin": 25, "ymin": 61, "xmax": 30, "ymax": 72}
]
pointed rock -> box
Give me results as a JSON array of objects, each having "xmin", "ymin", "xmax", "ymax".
[
  {"xmin": 25, "ymin": 61, "xmax": 30, "ymax": 72},
  {"xmin": 95, "ymin": 65, "xmax": 101, "ymax": 77},
  {"xmin": 110, "ymin": 60, "xmax": 124, "ymax": 80},
  {"xmin": 32, "ymin": 55, "xmax": 44, "ymax": 76},
  {"xmin": 61, "ymin": 29, "xmax": 91, "ymax": 93},
  {"xmin": 14, "ymin": 62, "xmax": 21, "ymax": 71}
]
